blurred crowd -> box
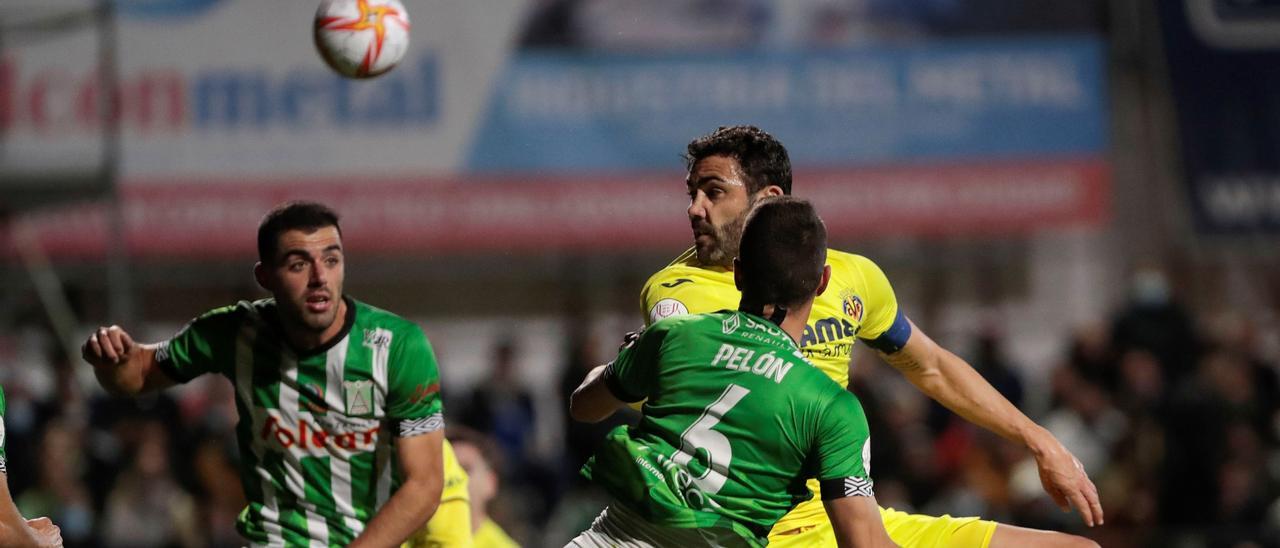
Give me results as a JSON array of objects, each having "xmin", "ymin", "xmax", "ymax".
[{"xmin": 1, "ymin": 269, "xmax": 1277, "ymax": 548}]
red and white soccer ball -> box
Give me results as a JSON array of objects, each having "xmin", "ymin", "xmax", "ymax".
[{"xmin": 313, "ymin": 0, "xmax": 411, "ymax": 79}]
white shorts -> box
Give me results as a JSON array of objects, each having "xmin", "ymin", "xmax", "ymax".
[{"xmin": 565, "ymin": 502, "xmax": 752, "ymax": 548}]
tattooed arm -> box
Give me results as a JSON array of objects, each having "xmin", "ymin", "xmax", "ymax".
[{"xmin": 879, "ymin": 319, "xmax": 1103, "ymax": 527}]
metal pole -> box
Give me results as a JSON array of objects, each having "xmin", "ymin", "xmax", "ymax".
[{"xmin": 99, "ymin": 0, "xmax": 134, "ymax": 324}]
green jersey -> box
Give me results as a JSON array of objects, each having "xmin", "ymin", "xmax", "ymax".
[
  {"xmin": 583, "ymin": 310, "xmax": 873, "ymax": 547},
  {"xmin": 156, "ymin": 297, "xmax": 444, "ymax": 547}
]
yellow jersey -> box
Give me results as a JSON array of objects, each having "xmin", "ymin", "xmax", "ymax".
[
  {"xmin": 403, "ymin": 439, "xmax": 472, "ymax": 547},
  {"xmin": 641, "ymin": 247, "xmax": 908, "ymax": 389},
  {"xmin": 473, "ymin": 518, "xmax": 519, "ymax": 548}
]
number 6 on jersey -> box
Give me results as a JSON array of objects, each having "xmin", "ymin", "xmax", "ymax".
[{"xmin": 673, "ymin": 384, "xmax": 751, "ymax": 494}]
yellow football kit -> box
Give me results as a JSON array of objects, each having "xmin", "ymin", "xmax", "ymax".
[
  {"xmin": 640, "ymin": 248, "xmax": 998, "ymax": 548},
  {"xmin": 403, "ymin": 439, "xmax": 473, "ymax": 547},
  {"xmin": 473, "ymin": 518, "xmax": 520, "ymax": 548}
]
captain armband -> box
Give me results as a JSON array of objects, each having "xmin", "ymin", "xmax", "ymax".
[{"xmin": 864, "ymin": 310, "xmax": 912, "ymax": 354}]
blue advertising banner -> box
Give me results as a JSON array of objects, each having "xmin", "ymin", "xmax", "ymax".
[
  {"xmin": 467, "ymin": 36, "xmax": 1107, "ymax": 171},
  {"xmin": 1159, "ymin": 0, "xmax": 1280, "ymax": 233}
]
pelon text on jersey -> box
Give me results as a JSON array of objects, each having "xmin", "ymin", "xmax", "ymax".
[{"xmin": 711, "ymin": 343, "xmax": 795, "ymax": 384}]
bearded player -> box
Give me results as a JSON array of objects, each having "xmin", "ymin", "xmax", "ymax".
[
  {"xmin": 640, "ymin": 126, "xmax": 1102, "ymax": 548},
  {"xmin": 571, "ymin": 197, "xmax": 895, "ymax": 547}
]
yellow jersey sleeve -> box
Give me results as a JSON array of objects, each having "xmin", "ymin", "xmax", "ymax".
[
  {"xmin": 403, "ymin": 439, "xmax": 473, "ymax": 547},
  {"xmin": 838, "ymin": 253, "xmax": 899, "ymax": 341}
]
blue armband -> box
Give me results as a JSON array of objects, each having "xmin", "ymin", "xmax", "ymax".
[{"xmin": 864, "ymin": 310, "xmax": 912, "ymax": 354}]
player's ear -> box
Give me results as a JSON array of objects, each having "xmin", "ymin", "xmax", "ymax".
[
  {"xmin": 733, "ymin": 258, "xmax": 744, "ymax": 290},
  {"xmin": 253, "ymin": 261, "xmax": 271, "ymax": 291},
  {"xmin": 815, "ymin": 265, "xmax": 832, "ymax": 296},
  {"xmin": 752, "ymin": 185, "xmax": 784, "ymax": 201}
]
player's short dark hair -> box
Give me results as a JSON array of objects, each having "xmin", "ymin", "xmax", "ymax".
[
  {"xmin": 257, "ymin": 201, "xmax": 342, "ymax": 264},
  {"xmin": 738, "ymin": 196, "xmax": 826, "ymax": 310},
  {"xmin": 685, "ymin": 125, "xmax": 792, "ymax": 195}
]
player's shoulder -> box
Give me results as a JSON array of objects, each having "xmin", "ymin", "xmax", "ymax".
[
  {"xmin": 643, "ymin": 248, "xmax": 708, "ymax": 289},
  {"xmin": 187, "ymin": 300, "xmax": 260, "ymax": 329},
  {"xmin": 349, "ymin": 298, "xmax": 422, "ymax": 334},
  {"xmin": 826, "ymin": 249, "xmax": 883, "ymax": 276},
  {"xmin": 647, "ymin": 309, "xmax": 712, "ymax": 333}
]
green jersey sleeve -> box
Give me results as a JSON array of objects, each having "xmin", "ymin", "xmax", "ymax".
[
  {"xmin": 814, "ymin": 391, "xmax": 875, "ymax": 499},
  {"xmin": 156, "ymin": 305, "xmax": 242, "ymax": 383},
  {"xmin": 385, "ymin": 324, "xmax": 444, "ymax": 438},
  {"xmin": 603, "ymin": 320, "xmax": 672, "ymax": 403}
]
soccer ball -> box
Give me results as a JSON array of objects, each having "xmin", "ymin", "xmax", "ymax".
[{"xmin": 313, "ymin": 0, "xmax": 411, "ymax": 79}]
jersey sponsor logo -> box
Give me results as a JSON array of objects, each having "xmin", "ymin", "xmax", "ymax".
[
  {"xmin": 260, "ymin": 414, "xmax": 381, "ymax": 453},
  {"xmin": 710, "ymin": 343, "xmax": 796, "ymax": 384},
  {"xmin": 843, "ymin": 295, "xmax": 864, "ymax": 322},
  {"xmin": 409, "ymin": 383, "xmax": 440, "ymax": 404},
  {"xmin": 344, "ymin": 380, "xmax": 374, "ymax": 415},
  {"xmin": 651, "ymin": 452, "xmax": 724, "ymax": 512},
  {"xmin": 721, "ymin": 314, "xmax": 740, "ymax": 334},
  {"xmin": 648, "ymin": 298, "xmax": 689, "ymax": 323},
  {"xmin": 660, "ymin": 278, "xmax": 694, "ymax": 288},
  {"xmin": 801, "ymin": 317, "xmax": 858, "ymax": 347},
  {"xmin": 363, "ymin": 329, "xmax": 392, "ymax": 350}
]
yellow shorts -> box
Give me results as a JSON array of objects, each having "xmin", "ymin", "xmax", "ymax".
[{"xmin": 768, "ymin": 496, "xmax": 998, "ymax": 548}]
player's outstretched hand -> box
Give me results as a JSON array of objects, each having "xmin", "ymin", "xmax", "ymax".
[
  {"xmin": 1032, "ymin": 431, "xmax": 1104, "ymax": 527},
  {"xmin": 81, "ymin": 325, "xmax": 136, "ymax": 368},
  {"xmin": 26, "ymin": 517, "xmax": 62, "ymax": 547}
]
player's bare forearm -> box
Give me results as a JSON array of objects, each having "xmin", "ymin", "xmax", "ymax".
[
  {"xmin": 350, "ymin": 477, "xmax": 440, "ymax": 547},
  {"xmin": 0, "ymin": 477, "xmax": 59, "ymax": 547},
  {"xmin": 87, "ymin": 343, "xmax": 168, "ymax": 396},
  {"xmin": 880, "ymin": 321, "xmax": 1104, "ymax": 526},
  {"xmin": 824, "ymin": 496, "xmax": 898, "ymax": 548},
  {"xmin": 351, "ymin": 430, "xmax": 444, "ymax": 547},
  {"xmin": 570, "ymin": 364, "xmax": 625, "ymax": 423}
]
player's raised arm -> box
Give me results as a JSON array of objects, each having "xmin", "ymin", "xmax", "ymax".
[
  {"xmin": 569, "ymin": 364, "xmax": 627, "ymax": 423},
  {"xmin": 875, "ymin": 318, "xmax": 1104, "ymax": 528},
  {"xmin": 80, "ymin": 325, "xmax": 174, "ymax": 396}
]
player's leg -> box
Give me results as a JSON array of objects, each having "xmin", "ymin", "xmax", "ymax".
[{"xmin": 988, "ymin": 524, "xmax": 1100, "ymax": 548}]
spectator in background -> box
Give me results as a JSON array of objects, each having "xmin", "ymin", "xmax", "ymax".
[
  {"xmin": 190, "ymin": 433, "xmax": 245, "ymax": 548},
  {"xmin": 451, "ymin": 432, "xmax": 520, "ymax": 548},
  {"xmin": 461, "ymin": 339, "xmax": 537, "ymax": 474},
  {"xmin": 18, "ymin": 419, "xmax": 94, "ymax": 546},
  {"xmin": 1112, "ymin": 268, "xmax": 1201, "ymax": 385},
  {"xmin": 556, "ymin": 330, "xmax": 637, "ymax": 478},
  {"xmin": 101, "ymin": 420, "xmax": 200, "ymax": 548}
]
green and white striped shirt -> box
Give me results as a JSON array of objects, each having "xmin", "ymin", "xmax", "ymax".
[{"xmin": 157, "ymin": 297, "xmax": 444, "ymax": 546}]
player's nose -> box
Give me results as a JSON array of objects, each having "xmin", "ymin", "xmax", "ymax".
[{"xmin": 688, "ymin": 194, "xmax": 708, "ymax": 221}]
